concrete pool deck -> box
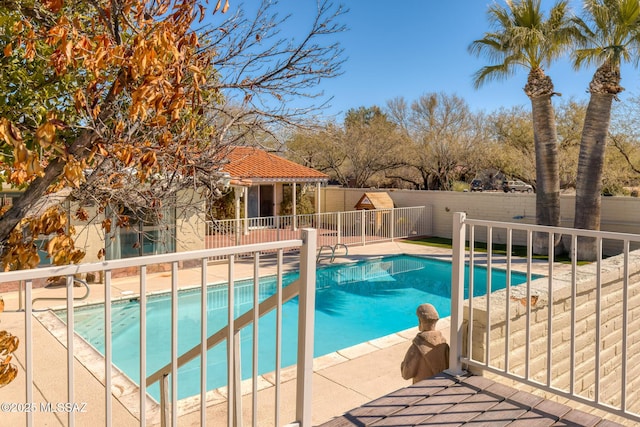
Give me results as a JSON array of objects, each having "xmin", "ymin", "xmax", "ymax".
[{"xmin": 0, "ymin": 239, "xmax": 620, "ymax": 426}]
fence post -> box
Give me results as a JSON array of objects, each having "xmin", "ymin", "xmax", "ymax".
[
  {"xmin": 361, "ymin": 210, "xmax": 366, "ymax": 246},
  {"xmin": 234, "ymin": 331, "xmax": 242, "ymax": 427},
  {"xmin": 448, "ymin": 212, "xmax": 466, "ymax": 376},
  {"xmin": 390, "ymin": 209, "xmax": 395, "ymax": 241},
  {"xmin": 296, "ymin": 229, "xmax": 317, "ymax": 427},
  {"xmin": 337, "ymin": 213, "xmax": 342, "ymax": 244},
  {"xmin": 160, "ymin": 374, "xmax": 169, "ymax": 427},
  {"xmin": 18, "ymin": 280, "xmax": 23, "ymax": 311}
]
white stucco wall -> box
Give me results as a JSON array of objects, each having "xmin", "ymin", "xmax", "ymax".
[
  {"xmin": 321, "ymin": 187, "xmax": 640, "ymax": 244},
  {"xmin": 174, "ymin": 189, "xmax": 206, "ymax": 253},
  {"xmin": 70, "ymin": 204, "xmax": 105, "ymax": 264}
]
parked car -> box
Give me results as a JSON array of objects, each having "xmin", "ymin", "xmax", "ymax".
[
  {"xmin": 470, "ymin": 179, "xmax": 484, "ymax": 192},
  {"xmin": 502, "ymin": 180, "xmax": 534, "ymax": 193}
]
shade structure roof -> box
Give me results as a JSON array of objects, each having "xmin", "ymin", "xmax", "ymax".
[{"xmin": 221, "ymin": 146, "xmax": 329, "ymax": 184}]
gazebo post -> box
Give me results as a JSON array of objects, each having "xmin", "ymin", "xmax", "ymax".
[
  {"xmin": 243, "ymin": 187, "xmax": 248, "ymax": 235},
  {"xmin": 273, "ymin": 182, "xmax": 278, "ymax": 225},
  {"xmin": 315, "ymin": 181, "xmax": 321, "ymax": 229},
  {"xmin": 234, "ymin": 188, "xmax": 241, "ymax": 245},
  {"xmin": 316, "ymin": 182, "xmax": 321, "ymax": 214},
  {"xmin": 292, "ymin": 182, "xmax": 297, "ymax": 231}
]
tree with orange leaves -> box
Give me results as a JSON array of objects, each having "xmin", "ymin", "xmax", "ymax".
[{"xmin": 0, "ymin": 0, "xmax": 345, "ymax": 269}]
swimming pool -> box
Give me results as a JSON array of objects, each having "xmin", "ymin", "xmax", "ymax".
[{"xmin": 59, "ymin": 255, "xmax": 534, "ymax": 400}]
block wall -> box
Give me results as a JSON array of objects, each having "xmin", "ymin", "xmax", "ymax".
[
  {"xmin": 321, "ymin": 188, "xmax": 640, "ymax": 253},
  {"xmin": 464, "ymin": 251, "xmax": 640, "ymax": 414}
]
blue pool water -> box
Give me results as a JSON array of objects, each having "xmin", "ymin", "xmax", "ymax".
[{"xmin": 59, "ymin": 255, "xmax": 535, "ymax": 400}]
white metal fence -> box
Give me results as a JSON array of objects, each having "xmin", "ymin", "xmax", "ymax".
[
  {"xmin": 449, "ymin": 212, "xmax": 640, "ymax": 424},
  {"xmin": 4, "ymin": 230, "xmax": 317, "ymax": 427},
  {"xmin": 206, "ymin": 206, "xmax": 432, "ymax": 258}
]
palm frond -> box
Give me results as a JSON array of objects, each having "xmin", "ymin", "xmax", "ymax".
[
  {"xmin": 472, "ymin": 55, "xmax": 525, "ymax": 89},
  {"xmin": 573, "ymin": 0, "xmax": 640, "ymax": 70},
  {"xmin": 469, "ymin": 37, "xmax": 510, "ymax": 65},
  {"xmin": 471, "ymin": 0, "xmax": 578, "ymax": 90}
]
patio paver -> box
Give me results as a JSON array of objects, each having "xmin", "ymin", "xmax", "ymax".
[{"xmin": 318, "ymin": 373, "xmax": 625, "ymax": 427}]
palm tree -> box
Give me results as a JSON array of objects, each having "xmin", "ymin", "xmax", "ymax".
[
  {"xmin": 469, "ymin": 0, "xmax": 578, "ymax": 255},
  {"xmin": 572, "ymin": 0, "xmax": 640, "ymax": 260}
]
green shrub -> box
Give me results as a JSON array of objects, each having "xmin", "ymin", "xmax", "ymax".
[
  {"xmin": 452, "ymin": 181, "xmax": 470, "ymax": 192},
  {"xmin": 601, "ymin": 181, "xmax": 624, "ymax": 196},
  {"xmin": 280, "ymin": 185, "xmax": 315, "ymax": 215},
  {"xmin": 207, "ymin": 191, "xmax": 239, "ymax": 220}
]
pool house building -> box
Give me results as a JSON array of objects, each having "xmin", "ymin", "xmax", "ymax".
[{"xmin": 221, "ymin": 146, "xmax": 330, "ymax": 220}]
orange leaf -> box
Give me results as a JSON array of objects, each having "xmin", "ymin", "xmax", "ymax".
[
  {"xmin": 73, "ymin": 89, "xmax": 86, "ymax": 111},
  {"xmin": 70, "ymin": 249, "xmax": 85, "ymax": 264},
  {"xmin": 35, "ymin": 122, "xmax": 56, "ymax": 148},
  {"xmin": 8, "ymin": 122, "xmax": 22, "ymax": 143},
  {"xmin": 64, "ymin": 40, "xmax": 73, "ymax": 60},
  {"xmin": 157, "ymin": 0, "xmax": 169, "ymax": 15},
  {"xmin": 222, "ymin": 0, "xmax": 229, "ymax": 13},
  {"xmin": 13, "ymin": 144, "xmax": 29, "ymax": 165},
  {"xmin": 74, "ymin": 208, "xmax": 89, "ymax": 221},
  {"xmin": 26, "ymin": 155, "xmax": 43, "ymax": 177},
  {"xmin": 25, "ymin": 39, "xmax": 35, "ymax": 60},
  {"xmin": 3, "ymin": 43, "xmax": 12, "ymax": 57},
  {"xmin": 0, "ymin": 119, "xmax": 23, "ymax": 146},
  {"xmin": 140, "ymin": 151, "xmax": 157, "ymax": 168},
  {"xmin": 42, "ymin": 0, "xmax": 64, "ymax": 13},
  {"xmin": 63, "ymin": 162, "xmax": 83, "ymax": 187},
  {"xmin": 102, "ymin": 218, "xmax": 112, "ymax": 233},
  {"xmin": 97, "ymin": 144, "xmax": 109, "ymax": 156}
]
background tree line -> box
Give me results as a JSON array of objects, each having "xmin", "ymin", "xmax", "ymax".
[
  {"xmin": 285, "ymin": 92, "xmax": 640, "ymax": 194},
  {"xmin": 288, "ymin": 0, "xmax": 640, "ymax": 260}
]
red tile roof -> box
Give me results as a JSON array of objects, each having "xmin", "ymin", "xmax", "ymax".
[{"xmin": 221, "ymin": 146, "xmax": 329, "ymax": 183}]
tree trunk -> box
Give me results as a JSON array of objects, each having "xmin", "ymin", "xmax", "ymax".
[
  {"xmin": 525, "ymin": 68, "xmax": 562, "ymax": 255},
  {"xmin": 573, "ymin": 92, "xmax": 614, "ymax": 261},
  {"xmin": 530, "ymin": 94, "xmax": 561, "ymax": 255}
]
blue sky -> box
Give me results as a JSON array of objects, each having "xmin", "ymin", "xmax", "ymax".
[{"xmin": 243, "ymin": 0, "xmax": 640, "ymax": 121}]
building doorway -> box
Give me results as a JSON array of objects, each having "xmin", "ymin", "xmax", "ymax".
[{"xmin": 259, "ymin": 185, "xmax": 274, "ymax": 217}]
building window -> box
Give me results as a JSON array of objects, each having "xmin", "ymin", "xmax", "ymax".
[{"xmin": 105, "ymin": 206, "xmax": 176, "ymax": 260}]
